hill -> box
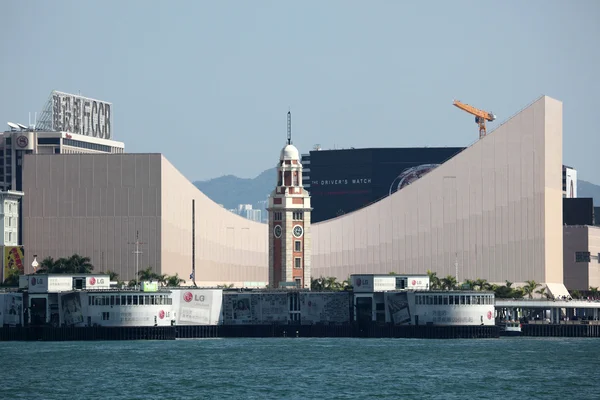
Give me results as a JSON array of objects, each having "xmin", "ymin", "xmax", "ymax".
[
  {"xmin": 193, "ymin": 167, "xmax": 277, "ymax": 210},
  {"xmin": 579, "ymin": 180, "xmax": 600, "ymax": 205}
]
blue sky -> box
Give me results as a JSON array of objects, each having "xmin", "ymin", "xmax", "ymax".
[{"xmin": 1, "ymin": 1, "xmax": 598, "ymax": 183}]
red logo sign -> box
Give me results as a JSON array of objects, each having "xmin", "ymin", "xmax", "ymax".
[
  {"xmin": 158, "ymin": 310, "xmax": 165, "ymax": 319},
  {"xmin": 412, "ymin": 280, "xmax": 416, "ymax": 285},
  {"xmin": 355, "ymin": 278, "xmax": 362, "ymax": 287},
  {"xmin": 16, "ymin": 136, "xmax": 29, "ymax": 148},
  {"xmin": 89, "ymin": 277, "xmax": 96, "ymax": 285},
  {"xmin": 183, "ymin": 292, "xmax": 193, "ymax": 303},
  {"xmin": 487, "ymin": 311, "xmax": 493, "ymax": 320}
]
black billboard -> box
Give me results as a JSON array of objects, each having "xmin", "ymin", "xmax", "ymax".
[
  {"xmin": 563, "ymin": 198, "xmax": 594, "ymax": 226},
  {"xmin": 308, "ymin": 147, "xmax": 465, "ymax": 223}
]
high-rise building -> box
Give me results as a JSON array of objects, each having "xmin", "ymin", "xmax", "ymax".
[
  {"xmin": 0, "ymin": 190, "xmax": 24, "ymax": 283},
  {"xmin": 303, "ymin": 146, "xmax": 465, "ymax": 222},
  {"xmin": 562, "ymin": 165, "xmax": 577, "ymax": 198}
]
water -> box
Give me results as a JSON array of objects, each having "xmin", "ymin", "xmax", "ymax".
[{"xmin": 1, "ymin": 337, "xmax": 598, "ymax": 399}]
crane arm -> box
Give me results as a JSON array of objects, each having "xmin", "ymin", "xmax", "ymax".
[{"xmin": 453, "ymin": 100, "xmax": 496, "ymax": 122}]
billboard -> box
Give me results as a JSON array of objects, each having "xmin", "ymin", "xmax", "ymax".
[
  {"xmin": 385, "ymin": 292, "xmax": 411, "ymax": 325},
  {"xmin": 176, "ymin": 289, "xmax": 223, "ymax": 325},
  {"xmin": 60, "ymin": 292, "xmax": 84, "ymax": 326},
  {"xmin": 3, "ymin": 246, "xmax": 24, "ymax": 283},
  {"xmin": 37, "ymin": 91, "xmax": 112, "ymax": 139},
  {"xmin": 564, "ymin": 167, "xmax": 577, "ymax": 198},
  {"xmin": 1, "ymin": 293, "xmax": 24, "ymax": 326},
  {"xmin": 307, "ymin": 148, "xmax": 465, "ymax": 222},
  {"xmin": 299, "ymin": 292, "xmax": 351, "ymax": 324}
]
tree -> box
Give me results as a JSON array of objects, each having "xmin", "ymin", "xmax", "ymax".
[
  {"xmin": 570, "ymin": 290, "xmax": 582, "ymax": 299},
  {"xmin": 589, "ymin": 287, "xmax": 599, "ymax": 299},
  {"xmin": 35, "ymin": 254, "xmax": 94, "ymax": 274},
  {"xmin": 523, "ymin": 280, "xmax": 541, "ymax": 299},
  {"xmin": 68, "ymin": 254, "xmax": 94, "ymax": 273},
  {"xmin": 104, "ymin": 270, "xmax": 119, "ymax": 282},
  {"xmin": 440, "ymin": 275, "xmax": 457, "ymax": 290},
  {"xmin": 138, "ymin": 267, "xmax": 159, "ymax": 282},
  {"xmin": 474, "ymin": 279, "xmax": 490, "ymax": 291},
  {"xmin": 427, "ymin": 270, "xmax": 441, "ymax": 290},
  {"xmin": 166, "ymin": 273, "xmax": 186, "ymax": 287},
  {"xmin": 536, "ymin": 286, "xmax": 549, "ymax": 299}
]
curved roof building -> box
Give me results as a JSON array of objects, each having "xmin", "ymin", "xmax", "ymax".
[
  {"xmin": 22, "ymin": 154, "xmax": 269, "ymax": 285},
  {"xmin": 20, "ymin": 95, "xmax": 564, "ymax": 287},
  {"xmin": 311, "ymin": 96, "xmax": 564, "ymax": 285}
]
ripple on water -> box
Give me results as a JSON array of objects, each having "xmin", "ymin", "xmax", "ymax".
[{"xmin": 1, "ymin": 337, "xmax": 599, "ymax": 399}]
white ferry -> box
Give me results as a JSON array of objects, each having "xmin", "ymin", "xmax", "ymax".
[{"xmin": 500, "ymin": 321, "xmax": 522, "ymax": 336}]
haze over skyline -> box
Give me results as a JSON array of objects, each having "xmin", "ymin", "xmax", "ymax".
[{"xmin": 0, "ymin": 1, "xmax": 598, "ymax": 184}]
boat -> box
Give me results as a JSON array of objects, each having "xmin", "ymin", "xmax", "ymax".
[{"xmin": 499, "ymin": 321, "xmax": 522, "ymax": 337}]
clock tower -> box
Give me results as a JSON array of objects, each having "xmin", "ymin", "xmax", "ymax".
[{"xmin": 267, "ymin": 111, "xmax": 312, "ymax": 289}]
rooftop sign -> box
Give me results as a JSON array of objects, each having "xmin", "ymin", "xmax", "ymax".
[{"xmin": 36, "ymin": 91, "xmax": 112, "ymax": 139}]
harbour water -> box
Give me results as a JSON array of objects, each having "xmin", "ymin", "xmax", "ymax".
[{"xmin": 1, "ymin": 337, "xmax": 599, "ymax": 399}]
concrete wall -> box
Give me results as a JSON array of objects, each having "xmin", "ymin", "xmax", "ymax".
[
  {"xmin": 563, "ymin": 226, "xmax": 600, "ymax": 290},
  {"xmin": 22, "ymin": 154, "xmax": 268, "ymax": 284},
  {"xmin": 160, "ymin": 156, "xmax": 268, "ymax": 285},
  {"xmin": 311, "ymin": 96, "xmax": 564, "ymax": 285}
]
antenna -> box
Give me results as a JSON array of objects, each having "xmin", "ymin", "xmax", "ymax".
[
  {"xmin": 127, "ymin": 230, "xmax": 146, "ymax": 281},
  {"xmin": 287, "ymin": 110, "xmax": 292, "ymax": 145}
]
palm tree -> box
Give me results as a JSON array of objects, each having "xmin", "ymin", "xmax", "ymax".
[
  {"xmin": 427, "ymin": 270, "xmax": 441, "ymax": 290},
  {"xmin": 166, "ymin": 273, "xmax": 186, "ymax": 287},
  {"xmin": 441, "ymin": 275, "xmax": 457, "ymax": 290},
  {"xmin": 523, "ymin": 280, "xmax": 541, "ymax": 299},
  {"xmin": 474, "ymin": 279, "xmax": 489, "ymax": 291},
  {"xmin": 36, "ymin": 257, "xmax": 56, "ymax": 274},
  {"xmin": 103, "ymin": 270, "xmax": 119, "ymax": 282},
  {"xmin": 138, "ymin": 267, "xmax": 159, "ymax": 282},
  {"xmin": 68, "ymin": 254, "xmax": 94, "ymax": 273},
  {"xmin": 589, "ymin": 287, "xmax": 599, "ymax": 299},
  {"xmin": 535, "ymin": 286, "xmax": 548, "ymax": 299}
]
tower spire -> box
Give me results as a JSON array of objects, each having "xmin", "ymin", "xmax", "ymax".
[{"xmin": 287, "ymin": 110, "xmax": 292, "ymax": 145}]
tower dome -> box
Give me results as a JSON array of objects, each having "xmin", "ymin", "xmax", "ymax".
[{"xmin": 280, "ymin": 144, "xmax": 300, "ymax": 161}]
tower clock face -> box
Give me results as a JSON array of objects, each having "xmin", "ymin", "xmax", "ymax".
[
  {"xmin": 273, "ymin": 225, "xmax": 282, "ymax": 238},
  {"xmin": 293, "ymin": 225, "xmax": 303, "ymax": 238}
]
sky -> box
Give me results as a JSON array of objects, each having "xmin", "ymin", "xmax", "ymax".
[{"xmin": 0, "ymin": 1, "xmax": 599, "ymax": 183}]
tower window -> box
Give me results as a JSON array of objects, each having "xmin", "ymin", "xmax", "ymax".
[
  {"xmin": 294, "ymin": 240, "xmax": 302, "ymax": 252},
  {"xmin": 274, "ymin": 212, "xmax": 282, "ymax": 221},
  {"xmin": 293, "ymin": 212, "xmax": 303, "ymax": 221},
  {"xmin": 294, "ymin": 257, "xmax": 302, "ymax": 269}
]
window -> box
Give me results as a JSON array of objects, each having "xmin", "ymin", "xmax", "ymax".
[
  {"xmin": 294, "ymin": 240, "xmax": 302, "ymax": 252},
  {"xmin": 293, "ymin": 211, "xmax": 303, "ymax": 220},
  {"xmin": 38, "ymin": 138, "xmax": 60, "ymax": 145},
  {"xmin": 294, "ymin": 257, "xmax": 302, "ymax": 268},
  {"xmin": 575, "ymin": 251, "xmax": 591, "ymax": 263},
  {"xmin": 274, "ymin": 212, "xmax": 282, "ymax": 221},
  {"xmin": 102, "ymin": 312, "xmax": 110, "ymax": 321},
  {"xmin": 8, "ymin": 232, "xmax": 12, "ymax": 242},
  {"xmin": 295, "ymin": 278, "xmax": 302, "ymax": 288}
]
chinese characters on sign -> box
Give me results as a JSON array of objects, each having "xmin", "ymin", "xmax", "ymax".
[{"xmin": 51, "ymin": 93, "xmax": 111, "ymax": 139}]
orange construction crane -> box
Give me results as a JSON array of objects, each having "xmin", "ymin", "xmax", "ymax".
[{"xmin": 453, "ymin": 100, "xmax": 496, "ymax": 139}]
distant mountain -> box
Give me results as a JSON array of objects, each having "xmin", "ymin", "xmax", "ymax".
[
  {"xmin": 579, "ymin": 180, "xmax": 600, "ymax": 205},
  {"xmin": 193, "ymin": 167, "xmax": 277, "ymax": 210}
]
